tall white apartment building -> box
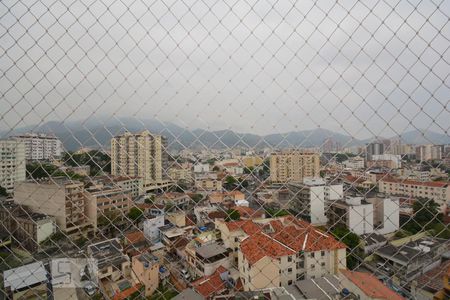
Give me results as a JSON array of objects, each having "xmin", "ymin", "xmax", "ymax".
[
  {"xmin": 0, "ymin": 139, "xmax": 26, "ymax": 193},
  {"xmin": 288, "ymin": 178, "xmax": 344, "ymax": 225},
  {"xmin": 111, "ymin": 131, "xmax": 168, "ymax": 190},
  {"xmin": 13, "ymin": 133, "xmax": 62, "ymax": 161}
]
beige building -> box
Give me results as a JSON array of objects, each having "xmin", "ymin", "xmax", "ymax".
[
  {"xmin": 270, "ymin": 150, "xmax": 320, "ymax": 183},
  {"xmin": 379, "ymin": 178, "xmax": 450, "ymax": 210},
  {"xmin": 87, "ymin": 239, "xmax": 131, "ymax": 285},
  {"xmin": 111, "ymin": 131, "xmax": 168, "ymax": 191},
  {"xmin": 14, "ymin": 179, "xmax": 93, "ymax": 236},
  {"xmin": 237, "ymin": 216, "xmax": 346, "ymax": 291},
  {"xmin": 131, "ymin": 252, "xmax": 159, "ymax": 297},
  {"xmin": 216, "ymin": 216, "xmax": 346, "ymax": 291},
  {"xmin": 84, "ymin": 185, "xmax": 132, "ymax": 230},
  {"xmin": 416, "ymin": 144, "xmax": 443, "ymax": 161},
  {"xmin": 195, "ymin": 175, "xmax": 223, "ymax": 191},
  {"xmin": 0, "ymin": 139, "xmax": 26, "ymax": 193},
  {"xmin": 239, "ymin": 155, "xmax": 263, "ymax": 168}
]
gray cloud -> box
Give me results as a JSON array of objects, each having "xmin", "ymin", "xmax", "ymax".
[{"xmin": 1, "ymin": 0, "xmax": 449, "ymax": 139}]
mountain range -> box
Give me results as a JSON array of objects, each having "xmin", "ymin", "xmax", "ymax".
[{"xmin": 1, "ymin": 117, "xmax": 448, "ymax": 151}]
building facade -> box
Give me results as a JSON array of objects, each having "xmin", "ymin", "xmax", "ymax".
[
  {"xmin": 366, "ymin": 143, "xmax": 384, "ymax": 161},
  {"xmin": 0, "ymin": 139, "xmax": 26, "ymax": 193},
  {"xmin": 416, "ymin": 145, "xmax": 443, "ymax": 161},
  {"xmin": 13, "ymin": 133, "xmax": 62, "ymax": 161},
  {"xmin": 288, "ymin": 178, "xmax": 343, "ymax": 225},
  {"xmin": 379, "ymin": 178, "xmax": 449, "ymax": 210},
  {"xmin": 111, "ymin": 131, "xmax": 168, "ymax": 190},
  {"xmin": 14, "ymin": 179, "xmax": 93, "ymax": 236},
  {"xmin": 270, "ymin": 151, "xmax": 320, "ymax": 183}
]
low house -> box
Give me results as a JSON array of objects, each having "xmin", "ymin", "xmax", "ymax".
[
  {"xmin": 374, "ymin": 237, "xmax": 448, "ymax": 284},
  {"xmin": 360, "ymin": 233, "xmax": 388, "ymax": 254},
  {"xmin": 186, "ymin": 241, "xmax": 232, "ymax": 278},
  {"xmin": 411, "ymin": 260, "xmax": 450, "ymax": 300},
  {"xmin": 340, "ymin": 269, "xmax": 404, "ymax": 300},
  {"xmin": 191, "ymin": 266, "xmax": 234, "ymax": 299},
  {"xmin": 87, "ymin": 238, "xmax": 131, "ymax": 285},
  {"xmin": 3, "ymin": 262, "xmax": 49, "ymax": 299}
]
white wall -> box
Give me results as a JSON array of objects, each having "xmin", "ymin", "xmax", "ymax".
[
  {"xmin": 376, "ymin": 198, "xmax": 400, "ymax": 235},
  {"xmin": 348, "ymin": 204, "xmax": 374, "ymax": 235},
  {"xmin": 143, "ymin": 216, "xmax": 165, "ymax": 242},
  {"xmin": 310, "ymin": 186, "xmax": 327, "ymax": 225}
]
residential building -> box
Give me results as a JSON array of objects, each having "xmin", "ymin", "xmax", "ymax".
[
  {"xmin": 270, "ymin": 150, "xmax": 320, "ymax": 183},
  {"xmin": 168, "ymin": 167, "xmax": 194, "ymax": 183},
  {"xmin": 208, "ymin": 191, "xmax": 245, "ymax": 204},
  {"xmin": 416, "ymin": 144, "xmax": 443, "ymax": 161},
  {"xmin": 14, "ymin": 179, "xmax": 93, "ymax": 236},
  {"xmin": 186, "ymin": 241, "xmax": 232, "ymax": 277},
  {"xmin": 111, "ymin": 131, "xmax": 169, "ymax": 191},
  {"xmin": 194, "ymin": 163, "xmax": 210, "ymax": 173},
  {"xmin": 143, "ymin": 215, "xmax": 165, "ymax": 242},
  {"xmin": 191, "ymin": 266, "xmax": 236, "ymax": 299},
  {"xmin": 0, "ymin": 139, "xmax": 26, "ymax": 193},
  {"xmin": 239, "ymin": 219, "xmax": 346, "ymax": 291},
  {"xmin": 284, "ymin": 275, "xmax": 342, "ymax": 299},
  {"xmin": 239, "ymin": 155, "xmax": 263, "ymax": 168},
  {"xmin": 339, "ymin": 269, "xmax": 404, "ymax": 300},
  {"xmin": 0, "ymin": 203, "xmax": 56, "ymax": 251},
  {"xmin": 195, "ymin": 174, "xmax": 223, "ymax": 191},
  {"xmin": 220, "ymin": 216, "xmax": 346, "ymax": 291},
  {"xmin": 288, "ymin": 178, "xmax": 343, "ymax": 225},
  {"xmin": 411, "ymin": 260, "xmax": 450, "ymax": 300},
  {"xmin": 87, "ymin": 238, "xmax": 131, "ymax": 285},
  {"xmin": 131, "ymin": 252, "xmax": 159, "ymax": 297},
  {"xmin": 3, "ymin": 262, "xmax": 49, "ymax": 299},
  {"xmin": 154, "ymin": 192, "xmax": 191, "ymax": 208},
  {"xmin": 13, "ymin": 133, "xmax": 62, "ymax": 161},
  {"xmin": 374, "ymin": 237, "xmax": 448, "ymax": 284},
  {"xmin": 343, "ymin": 156, "xmax": 365, "ymax": 169},
  {"xmin": 379, "ymin": 178, "xmax": 450, "ymax": 210},
  {"xmin": 366, "ymin": 142, "xmax": 385, "ymax": 161},
  {"xmin": 360, "ymin": 233, "xmax": 388, "ymax": 255},
  {"xmin": 84, "ymin": 185, "xmax": 132, "ymax": 230},
  {"xmin": 327, "ymin": 196, "xmax": 400, "ymax": 235},
  {"xmin": 371, "ymin": 154, "xmax": 402, "ymax": 168}
]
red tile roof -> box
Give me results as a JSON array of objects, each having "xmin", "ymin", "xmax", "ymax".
[
  {"xmin": 340, "ymin": 270, "xmax": 404, "ymax": 300},
  {"xmin": 380, "ymin": 178, "xmax": 449, "ymax": 188},
  {"xmin": 237, "ymin": 216, "xmax": 346, "ymax": 265},
  {"xmin": 231, "ymin": 206, "xmax": 264, "ymax": 219},
  {"xmin": 192, "ymin": 266, "xmax": 228, "ymax": 298},
  {"xmin": 416, "ymin": 260, "xmax": 450, "ymax": 292},
  {"xmin": 124, "ymin": 231, "xmax": 145, "ymax": 244},
  {"xmin": 112, "ymin": 284, "xmax": 142, "ymax": 300},
  {"xmin": 225, "ymin": 220, "xmax": 262, "ymax": 235}
]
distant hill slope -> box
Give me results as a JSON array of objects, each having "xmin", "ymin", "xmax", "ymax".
[{"xmin": 2, "ymin": 118, "xmax": 447, "ymax": 151}]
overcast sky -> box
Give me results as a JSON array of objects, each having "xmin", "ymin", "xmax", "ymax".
[{"xmin": 1, "ymin": 0, "xmax": 449, "ymax": 139}]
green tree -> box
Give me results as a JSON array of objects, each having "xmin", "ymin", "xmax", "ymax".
[
  {"xmin": 225, "ymin": 209, "xmax": 240, "ymax": 221},
  {"xmin": 244, "ymin": 167, "xmax": 254, "ymax": 174},
  {"xmin": 127, "ymin": 207, "xmax": 144, "ymax": 222},
  {"xmin": 0, "ymin": 186, "xmax": 8, "ymax": 197},
  {"xmin": 190, "ymin": 194, "xmax": 203, "ymax": 203},
  {"xmin": 225, "ymin": 176, "xmax": 237, "ymax": 185},
  {"xmin": 332, "ymin": 227, "xmax": 362, "ymax": 270},
  {"xmin": 404, "ymin": 198, "xmax": 442, "ymax": 234}
]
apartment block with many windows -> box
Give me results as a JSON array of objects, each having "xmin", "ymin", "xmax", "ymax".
[
  {"xmin": 270, "ymin": 150, "xmax": 320, "ymax": 184},
  {"xmin": 0, "ymin": 139, "xmax": 26, "ymax": 193}
]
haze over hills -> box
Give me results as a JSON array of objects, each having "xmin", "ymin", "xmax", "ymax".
[{"xmin": 1, "ymin": 117, "xmax": 448, "ymax": 151}]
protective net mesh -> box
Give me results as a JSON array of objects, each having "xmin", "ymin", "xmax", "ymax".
[{"xmin": 0, "ymin": 0, "xmax": 449, "ymax": 299}]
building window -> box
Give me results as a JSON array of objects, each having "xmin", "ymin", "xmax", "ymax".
[
  {"xmin": 310, "ymin": 252, "xmax": 315, "ymax": 258},
  {"xmin": 321, "ymin": 251, "xmax": 325, "ymax": 257},
  {"xmin": 287, "ymin": 256, "xmax": 292, "ymax": 262},
  {"xmin": 321, "ymin": 262, "xmax": 325, "ymax": 267},
  {"xmin": 288, "ymin": 268, "xmax": 292, "ymax": 273},
  {"xmin": 311, "ymin": 264, "xmax": 315, "ymax": 269},
  {"xmin": 288, "ymin": 280, "xmax": 293, "ymax": 285}
]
